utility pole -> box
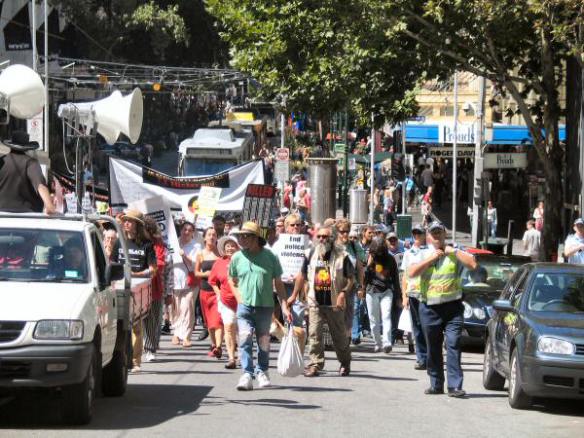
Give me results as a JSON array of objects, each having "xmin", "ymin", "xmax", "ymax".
[
  {"xmin": 43, "ymin": 0, "xmax": 49, "ymax": 155},
  {"xmin": 369, "ymin": 114, "xmax": 376, "ymax": 224},
  {"xmin": 31, "ymin": 1, "xmax": 37, "ymax": 72},
  {"xmin": 472, "ymin": 76, "xmax": 487, "ymax": 247},
  {"xmin": 452, "ymin": 71, "xmax": 458, "ymax": 242},
  {"xmin": 343, "ymin": 110, "xmax": 349, "ymax": 216},
  {"xmin": 402, "ymin": 121, "xmax": 407, "ymax": 214}
]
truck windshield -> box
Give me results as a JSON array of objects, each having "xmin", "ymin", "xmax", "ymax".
[
  {"xmin": 0, "ymin": 229, "xmax": 89, "ymax": 283},
  {"xmin": 184, "ymin": 158, "xmax": 237, "ymax": 176}
]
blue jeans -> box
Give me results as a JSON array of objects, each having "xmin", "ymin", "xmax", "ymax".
[
  {"xmin": 236, "ymin": 304, "xmax": 273, "ymax": 376},
  {"xmin": 419, "ymin": 300, "xmax": 464, "ymax": 391},
  {"xmin": 351, "ymin": 297, "xmax": 365, "ymax": 340},
  {"xmin": 408, "ymin": 297, "xmax": 427, "ymax": 364}
]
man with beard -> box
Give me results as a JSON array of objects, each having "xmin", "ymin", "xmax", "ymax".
[{"xmin": 293, "ymin": 225, "xmax": 355, "ymax": 377}]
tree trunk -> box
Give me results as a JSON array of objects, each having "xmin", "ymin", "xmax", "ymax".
[{"xmin": 541, "ymin": 154, "xmax": 563, "ymax": 261}]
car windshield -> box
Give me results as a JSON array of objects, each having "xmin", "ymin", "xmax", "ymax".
[
  {"xmin": 461, "ymin": 259, "xmax": 524, "ymax": 289},
  {"xmin": 0, "ymin": 229, "xmax": 89, "ymax": 283},
  {"xmin": 528, "ymin": 272, "xmax": 584, "ymax": 313},
  {"xmin": 184, "ymin": 158, "xmax": 237, "ymax": 176}
]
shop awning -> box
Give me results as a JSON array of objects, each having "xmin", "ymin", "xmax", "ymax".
[{"xmin": 401, "ymin": 122, "xmax": 566, "ymax": 145}]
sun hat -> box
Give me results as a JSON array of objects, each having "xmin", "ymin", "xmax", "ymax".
[
  {"xmin": 3, "ymin": 131, "xmax": 39, "ymax": 152},
  {"xmin": 233, "ymin": 221, "xmax": 266, "ymax": 245},
  {"xmin": 121, "ymin": 209, "xmax": 145, "ymax": 225},
  {"xmin": 573, "ymin": 218, "xmax": 584, "ymax": 226},
  {"xmin": 217, "ymin": 235, "xmax": 240, "ymax": 256}
]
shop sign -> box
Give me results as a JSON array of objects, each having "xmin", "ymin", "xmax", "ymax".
[
  {"xmin": 429, "ymin": 146, "xmax": 475, "ymax": 158},
  {"xmin": 438, "ymin": 123, "xmax": 476, "ymax": 144},
  {"xmin": 483, "ymin": 153, "xmax": 527, "ymax": 169}
]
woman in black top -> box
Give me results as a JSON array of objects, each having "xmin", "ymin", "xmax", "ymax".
[{"xmin": 364, "ymin": 238, "xmax": 401, "ymax": 354}]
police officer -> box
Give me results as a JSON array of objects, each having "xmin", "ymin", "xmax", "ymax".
[{"xmin": 408, "ymin": 221, "xmax": 477, "ymax": 397}]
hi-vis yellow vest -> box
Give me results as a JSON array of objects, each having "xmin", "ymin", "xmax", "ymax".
[{"xmin": 420, "ymin": 254, "xmax": 462, "ymax": 305}]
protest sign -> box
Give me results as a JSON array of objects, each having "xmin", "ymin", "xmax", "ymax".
[
  {"xmin": 270, "ymin": 234, "xmax": 309, "ymax": 281},
  {"xmin": 129, "ymin": 195, "xmax": 180, "ymax": 262},
  {"xmin": 192, "ymin": 186, "xmax": 222, "ymax": 228},
  {"xmin": 242, "ymin": 184, "xmax": 277, "ymax": 228}
]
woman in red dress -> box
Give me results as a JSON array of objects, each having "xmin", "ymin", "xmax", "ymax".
[
  {"xmin": 208, "ymin": 235, "xmax": 240, "ymax": 368},
  {"xmin": 195, "ymin": 227, "xmax": 222, "ymax": 357}
]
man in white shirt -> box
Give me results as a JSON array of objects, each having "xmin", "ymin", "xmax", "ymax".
[
  {"xmin": 522, "ymin": 219, "xmax": 541, "ymax": 261},
  {"xmin": 564, "ymin": 218, "xmax": 584, "ymax": 264}
]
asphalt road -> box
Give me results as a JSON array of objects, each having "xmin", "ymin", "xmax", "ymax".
[{"xmin": 1, "ymin": 330, "xmax": 582, "ymax": 437}]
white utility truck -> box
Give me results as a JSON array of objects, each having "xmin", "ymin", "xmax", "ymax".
[{"xmin": 0, "ymin": 213, "xmax": 152, "ymax": 424}]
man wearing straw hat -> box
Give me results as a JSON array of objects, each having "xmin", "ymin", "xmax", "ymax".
[{"xmin": 229, "ymin": 221, "xmax": 292, "ymax": 391}]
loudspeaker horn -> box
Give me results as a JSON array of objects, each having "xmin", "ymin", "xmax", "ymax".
[
  {"xmin": 57, "ymin": 88, "xmax": 143, "ymax": 145},
  {"xmin": 0, "ymin": 64, "xmax": 45, "ymax": 119}
]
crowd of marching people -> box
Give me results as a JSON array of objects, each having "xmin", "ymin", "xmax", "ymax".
[{"xmin": 101, "ymin": 201, "xmax": 476, "ymax": 397}]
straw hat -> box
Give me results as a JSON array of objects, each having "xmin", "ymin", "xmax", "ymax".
[
  {"xmin": 121, "ymin": 209, "xmax": 145, "ymax": 225},
  {"xmin": 217, "ymin": 235, "xmax": 240, "ymax": 256},
  {"xmin": 233, "ymin": 221, "xmax": 266, "ymax": 245}
]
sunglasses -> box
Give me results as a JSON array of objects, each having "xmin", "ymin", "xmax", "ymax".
[
  {"xmin": 239, "ymin": 233, "xmax": 254, "ymax": 239},
  {"xmin": 289, "ymin": 223, "xmax": 302, "ymax": 227},
  {"xmin": 338, "ymin": 230, "xmax": 349, "ymax": 234},
  {"xmin": 316, "ymin": 235, "xmax": 330, "ymax": 239}
]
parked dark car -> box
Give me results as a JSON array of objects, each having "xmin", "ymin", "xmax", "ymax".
[
  {"xmin": 460, "ymin": 255, "xmax": 530, "ymax": 344},
  {"xmin": 483, "ymin": 263, "xmax": 584, "ymax": 409}
]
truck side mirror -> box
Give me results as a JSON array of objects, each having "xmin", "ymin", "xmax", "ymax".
[{"xmin": 106, "ymin": 262, "xmax": 125, "ymax": 284}]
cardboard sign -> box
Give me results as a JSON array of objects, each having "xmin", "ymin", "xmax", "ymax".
[
  {"xmin": 270, "ymin": 234, "xmax": 309, "ymax": 281},
  {"xmin": 242, "ymin": 184, "xmax": 277, "ymax": 229},
  {"xmin": 274, "ymin": 160, "xmax": 289, "ymax": 184},
  {"xmin": 194, "ymin": 186, "xmax": 222, "ymax": 229}
]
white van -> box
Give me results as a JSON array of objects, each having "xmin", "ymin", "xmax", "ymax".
[{"xmin": 0, "ymin": 213, "xmax": 150, "ymax": 424}]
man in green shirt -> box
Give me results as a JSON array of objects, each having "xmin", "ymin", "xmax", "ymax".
[{"xmin": 229, "ymin": 222, "xmax": 291, "ymax": 391}]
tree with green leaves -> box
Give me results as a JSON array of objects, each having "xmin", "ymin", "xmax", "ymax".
[
  {"xmin": 208, "ymin": 0, "xmax": 584, "ymax": 260},
  {"xmin": 54, "ymin": 0, "xmax": 227, "ymax": 65}
]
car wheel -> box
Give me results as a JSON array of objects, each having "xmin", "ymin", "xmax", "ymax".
[
  {"xmin": 62, "ymin": 347, "xmax": 96, "ymax": 425},
  {"xmin": 483, "ymin": 339, "xmax": 505, "ymax": 390},
  {"xmin": 508, "ymin": 349, "xmax": 532, "ymax": 409}
]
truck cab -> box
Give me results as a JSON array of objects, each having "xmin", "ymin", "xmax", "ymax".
[{"xmin": 0, "ymin": 213, "xmax": 148, "ymax": 424}]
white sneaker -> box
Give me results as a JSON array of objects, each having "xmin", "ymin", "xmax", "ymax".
[
  {"xmin": 129, "ymin": 366, "xmax": 141, "ymax": 373},
  {"xmin": 236, "ymin": 373, "xmax": 253, "ymax": 391},
  {"xmin": 256, "ymin": 371, "xmax": 272, "ymax": 388},
  {"xmin": 373, "ymin": 345, "xmax": 382, "ymax": 353},
  {"xmin": 144, "ymin": 351, "xmax": 156, "ymax": 362}
]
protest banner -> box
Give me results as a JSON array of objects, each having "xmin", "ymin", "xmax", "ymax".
[
  {"xmin": 191, "ymin": 186, "xmax": 222, "ymax": 228},
  {"xmin": 109, "ymin": 158, "xmax": 264, "ymax": 211},
  {"xmin": 270, "ymin": 234, "xmax": 309, "ymax": 281}
]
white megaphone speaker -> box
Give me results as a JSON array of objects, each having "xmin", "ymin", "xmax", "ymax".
[
  {"xmin": 0, "ymin": 64, "xmax": 45, "ymax": 123},
  {"xmin": 57, "ymin": 87, "xmax": 143, "ymax": 145}
]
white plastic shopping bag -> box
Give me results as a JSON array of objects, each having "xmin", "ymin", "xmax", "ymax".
[
  {"xmin": 398, "ymin": 308, "xmax": 412, "ymax": 333},
  {"xmin": 277, "ymin": 325, "xmax": 304, "ymax": 377}
]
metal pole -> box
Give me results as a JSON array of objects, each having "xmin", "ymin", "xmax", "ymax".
[
  {"xmin": 402, "ymin": 121, "xmax": 407, "ymax": 214},
  {"xmin": 579, "ymin": 65, "xmax": 584, "ymax": 216},
  {"xmin": 452, "ymin": 71, "xmax": 458, "ymax": 242},
  {"xmin": 43, "ymin": 0, "xmax": 49, "ymax": 155},
  {"xmin": 472, "ymin": 76, "xmax": 486, "ymax": 246},
  {"xmin": 343, "ymin": 110, "xmax": 349, "ymax": 216},
  {"xmin": 31, "ymin": 1, "xmax": 37, "ymax": 72},
  {"xmin": 280, "ymin": 112, "xmax": 285, "ymax": 148},
  {"xmin": 369, "ymin": 114, "xmax": 376, "ymax": 224}
]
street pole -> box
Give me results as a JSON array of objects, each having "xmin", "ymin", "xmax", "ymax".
[
  {"xmin": 579, "ymin": 62, "xmax": 584, "ymax": 216},
  {"xmin": 43, "ymin": 0, "xmax": 49, "ymax": 155},
  {"xmin": 31, "ymin": 1, "xmax": 37, "ymax": 72},
  {"xmin": 472, "ymin": 76, "xmax": 486, "ymax": 247},
  {"xmin": 280, "ymin": 112, "xmax": 285, "ymax": 148},
  {"xmin": 343, "ymin": 110, "xmax": 349, "ymax": 216},
  {"xmin": 402, "ymin": 121, "xmax": 407, "ymax": 214},
  {"xmin": 452, "ymin": 71, "xmax": 458, "ymax": 242},
  {"xmin": 369, "ymin": 114, "xmax": 376, "ymax": 224}
]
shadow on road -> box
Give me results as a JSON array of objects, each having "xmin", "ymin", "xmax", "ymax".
[
  {"xmin": 0, "ymin": 384, "xmax": 212, "ymax": 429},
  {"xmin": 228, "ymin": 398, "xmax": 320, "ymax": 410}
]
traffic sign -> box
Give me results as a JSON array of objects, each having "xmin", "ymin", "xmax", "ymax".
[{"xmin": 276, "ymin": 148, "xmax": 289, "ymax": 161}]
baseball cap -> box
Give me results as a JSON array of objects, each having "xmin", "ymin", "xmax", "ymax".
[
  {"xmin": 387, "ymin": 232, "xmax": 398, "ymax": 240},
  {"xmin": 412, "ymin": 223, "xmax": 425, "ymax": 233},
  {"xmin": 574, "ymin": 218, "xmax": 584, "ymax": 226},
  {"xmin": 428, "ymin": 221, "xmax": 446, "ymax": 232}
]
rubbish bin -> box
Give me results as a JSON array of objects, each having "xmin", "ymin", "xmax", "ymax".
[
  {"xmin": 396, "ymin": 214, "xmax": 412, "ymax": 240},
  {"xmin": 480, "ymin": 239, "xmax": 508, "ymax": 255},
  {"xmin": 349, "ymin": 189, "xmax": 368, "ymax": 224}
]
